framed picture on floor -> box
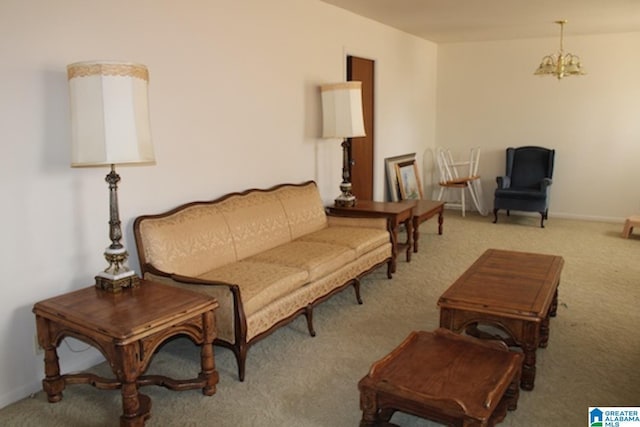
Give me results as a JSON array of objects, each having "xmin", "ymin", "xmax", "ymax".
[
  {"xmin": 395, "ymin": 159, "xmax": 423, "ymax": 200},
  {"xmin": 385, "ymin": 153, "xmax": 416, "ymax": 201}
]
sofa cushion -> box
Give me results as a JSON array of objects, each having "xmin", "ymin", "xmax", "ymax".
[
  {"xmin": 275, "ymin": 183, "xmax": 328, "ymax": 239},
  {"xmin": 217, "ymin": 191, "xmax": 292, "ymax": 260},
  {"xmin": 197, "ymin": 261, "xmax": 308, "ymax": 316},
  {"xmin": 298, "ymin": 226, "xmax": 390, "ymax": 258},
  {"xmin": 248, "ymin": 241, "xmax": 355, "ymax": 281},
  {"xmin": 137, "ymin": 204, "xmax": 236, "ymax": 277}
]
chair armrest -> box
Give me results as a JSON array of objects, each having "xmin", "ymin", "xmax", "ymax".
[
  {"xmin": 496, "ymin": 176, "xmax": 510, "ymax": 189},
  {"xmin": 541, "ymin": 178, "xmax": 553, "ymax": 190}
]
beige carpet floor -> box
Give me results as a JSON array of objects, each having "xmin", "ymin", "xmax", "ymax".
[{"xmin": 2, "ymin": 212, "xmax": 639, "ymax": 426}]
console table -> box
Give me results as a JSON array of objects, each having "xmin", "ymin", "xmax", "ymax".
[
  {"xmin": 327, "ymin": 200, "xmax": 416, "ymax": 272},
  {"xmin": 33, "ymin": 280, "xmax": 219, "ymax": 426}
]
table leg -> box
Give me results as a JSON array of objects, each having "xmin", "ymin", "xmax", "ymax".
[
  {"xmin": 549, "ymin": 288, "xmax": 559, "ymax": 317},
  {"xmin": 437, "ymin": 209, "xmax": 444, "ymax": 235},
  {"xmin": 506, "ymin": 374, "xmax": 520, "ymax": 411},
  {"xmin": 200, "ymin": 310, "xmax": 218, "ymax": 396},
  {"xmin": 412, "ymin": 217, "xmax": 419, "ymax": 253},
  {"xmin": 405, "ymin": 218, "xmax": 413, "ymax": 263},
  {"xmin": 390, "ymin": 225, "xmax": 398, "ymax": 273},
  {"xmin": 521, "ymin": 344, "xmax": 537, "ymax": 391},
  {"xmin": 539, "ymin": 314, "xmax": 551, "ymax": 348},
  {"xmin": 36, "ymin": 316, "xmax": 65, "ymax": 403},
  {"xmin": 118, "ymin": 345, "xmax": 151, "ymax": 426},
  {"xmin": 359, "ymin": 387, "xmax": 380, "ymax": 427}
]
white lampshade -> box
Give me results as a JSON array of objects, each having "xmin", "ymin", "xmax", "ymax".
[
  {"xmin": 321, "ymin": 81, "xmax": 365, "ymax": 139},
  {"xmin": 67, "ymin": 61, "xmax": 155, "ymax": 167}
]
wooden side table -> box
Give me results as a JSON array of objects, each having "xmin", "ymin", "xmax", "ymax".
[
  {"xmin": 33, "ymin": 280, "xmax": 219, "ymax": 427},
  {"xmin": 403, "ymin": 199, "xmax": 445, "ymax": 253},
  {"xmin": 327, "ymin": 200, "xmax": 416, "ymax": 273},
  {"xmin": 358, "ymin": 328, "xmax": 522, "ymax": 427},
  {"xmin": 438, "ymin": 249, "xmax": 564, "ymax": 390}
]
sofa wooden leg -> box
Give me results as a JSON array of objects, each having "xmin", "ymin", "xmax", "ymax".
[
  {"xmin": 234, "ymin": 342, "xmax": 248, "ymax": 382},
  {"xmin": 540, "ymin": 212, "xmax": 545, "ymax": 228},
  {"xmin": 493, "ymin": 208, "xmax": 499, "ymax": 223},
  {"xmin": 353, "ymin": 279, "xmax": 363, "ymax": 304},
  {"xmin": 304, "ymin": 305, "xmax": 316, "ymax": 337}
]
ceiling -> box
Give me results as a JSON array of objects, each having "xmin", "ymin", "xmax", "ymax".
[{"xmin": 320, "ymin": 0, "xmax": 640, "ymax": 43}]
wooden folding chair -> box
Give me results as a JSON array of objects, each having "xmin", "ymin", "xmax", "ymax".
[{"xmin": 436, "ymin": 147, "xmax": 487, "ymax": 216}]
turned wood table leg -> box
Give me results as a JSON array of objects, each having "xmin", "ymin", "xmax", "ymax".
[
  {"xmin": 437, "ymin": 209, "xmax": 443, "ymax": 235},
  {"xmin": 42, "ymin": 346, "xmax": 65, "ymax": 403},
  {"xmin": 359, "ymin": 388, "xmax": 379, "ymax": 427},
  {"xmin": 521, "ymin": 344, "xmax": 537, "ymax": 391},
  {"xmin": 539, "ymin": 315, "xmax": 551, "ymax": 348},
  {"xmin": 405, "ymin": 218, "xmax": 413, "ymax": 263},
  {"xmin": 506, "ymin": 374, "xmax": 520, "ymax": 411},
  {"xmin": 390, "ymin": 225, "xmax": 398, "ymax": 273},
  {"xmin": 549, "ymin": 289, "xmax": 559, "ymax": 317},
  {"xmin": 200, "ymin": 310, "xmax": 218, "ymax": 396},
  {"xmin": 118, "ymin": 344, "xmax": 150, "ymax": 427},
  {"xmin": 36, "ymin": 316, "xmax": 65, "ymax": 403}
]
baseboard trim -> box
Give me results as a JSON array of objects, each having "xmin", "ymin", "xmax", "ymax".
[{"xmin": 443, "ymin": 205, "xmax": 626, "ymax": 224}]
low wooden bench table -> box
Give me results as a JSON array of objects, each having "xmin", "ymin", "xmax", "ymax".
[
  {"xmin": 438, "ymin": 249, "xmax": 564, "ymax": 390},
  {"xmin": 403, "ymin": 199, "xmax": 445, "ymax": 254},
  {"xmin": 33, "ymin": 280, "xmax": 219, "ymax": 426},
  {"xmin": 358, "ymin": 328, "xmax": 522, "ymax": 427}
]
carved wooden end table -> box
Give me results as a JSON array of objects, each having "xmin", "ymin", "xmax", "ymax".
[
  {"xmin": 327, "ymin": 200, "xmax": 416, "ymax": 272},
  {"xmin": 358, "ymin": 328, "xmax": 522, "ymax": 427},
  {"xmin": 438, "ymin": 249, "xmax": 564, "ymax": 391},
  {"xmin": 33, "ymin": 280, "xmax": 219, "ymax": 427}
]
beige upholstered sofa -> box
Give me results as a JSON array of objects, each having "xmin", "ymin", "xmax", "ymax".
[{"xmin": 133, "ymin": 181, "xmax": 393, "ymax": 380}]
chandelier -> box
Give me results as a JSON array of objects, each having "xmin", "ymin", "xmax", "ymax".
[{"xmin": 534, "ymin": 20, "xmax": 586, "ymax": 79}]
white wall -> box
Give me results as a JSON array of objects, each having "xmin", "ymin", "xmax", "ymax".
[
  {"xmin": 435, "ymin": 32, "xmax": 640, "ymax": 221},
  {"xmin": 0, "ymin": 0, "xmax": 436, "ymax": 408}
]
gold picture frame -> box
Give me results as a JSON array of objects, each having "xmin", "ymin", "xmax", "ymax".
[
  {"xmin": 384, "ymin": 153, "xmax": 416, "ymax": 201},
  {"xmin": 395, "ymin": 159, "xmax": 423, "ymax": 200}
]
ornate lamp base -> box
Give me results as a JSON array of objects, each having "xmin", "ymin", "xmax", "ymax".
[
  {"xmin": 95, "ymin": 272, "xmax": 140, "ymax": 293},
  {"xmin": 335, "ymin": 181, "xmax": 357, "ymax": 207},
  {"xmin": 94, "ymin": 245, "xmax": 141, "ymax": 293}
]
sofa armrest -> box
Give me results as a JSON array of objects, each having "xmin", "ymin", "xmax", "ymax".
[
  {"xmin": 142, "ymin": 265, "xmax": 244, "ymax": 346},
  {"xmin": 541, "ymin": 177, "xmax": 553, "ymax": 190},
  {"xmin": 326, "ymin": 214, "xmax": 388, "ymax": 230},
  {"xmin": 144, "ymin": 263, "xmax": 236, "ymax": 290}
]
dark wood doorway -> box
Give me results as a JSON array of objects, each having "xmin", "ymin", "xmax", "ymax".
[{"xmin": 347, "ymin": 56, "xmax": 374, "ymax": 201}]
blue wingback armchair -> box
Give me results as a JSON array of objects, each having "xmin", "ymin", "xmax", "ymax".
[{"xmin": 493, "ymin": 146, "xmax": 555, "ymax": 228}]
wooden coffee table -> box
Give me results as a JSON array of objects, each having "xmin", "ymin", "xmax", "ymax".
[
  {"xmin": 33, "ymin": 280, "xmax": 219, "ymax": 426},
  {"xmin": 327, "ymin": 200, "xmax": 416, "ymax": 273},
  {"xmin": 438, "ymin": 249, "xmax": 564, "ymax": 390},
  {"xmin": 358, "ymin": 328, "xmax": 522, "ymax": 427}
]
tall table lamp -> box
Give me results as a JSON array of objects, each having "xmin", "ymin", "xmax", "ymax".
[
  {"xmin": 321, "ymin": 81, "xmax": 365, "ymax": 207},
  {"xmin": 67, "ymin": 60, "xmax": 155, "ymax": 293}
]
